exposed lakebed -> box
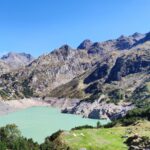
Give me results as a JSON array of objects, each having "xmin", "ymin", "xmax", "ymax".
[{"xmin": 0, "ymin": 106, "xmax": 109, "ymax": 143}]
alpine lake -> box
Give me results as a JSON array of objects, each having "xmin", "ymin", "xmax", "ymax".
[{"xmin": 0, "ymin": 106, "xmax": 110, "ymax": 143}]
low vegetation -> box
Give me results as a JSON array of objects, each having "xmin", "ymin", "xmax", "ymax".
[
  {"xmin": 58, "ymin": 120, "xmax": 150, "ymax": 150},
  {"xmin": 0, "ymin": 124, "xmax": 39, "ymax": 150},
  {"xmin": 104, "ymin": 106, "xmax": 150, "ymax": 127},
  {"xmin": 0, "ymin": 124, "xmax": 69, "ymax": 150},
  {"xmin": 52, "ymin": 107, "xmax": 150, "ymax": 149}
]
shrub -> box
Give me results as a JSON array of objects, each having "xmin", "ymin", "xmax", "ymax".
[
  {"xmin": 103, "ymin": 121, "xmax": 117, "ymax": 128},
  {"xmin": 108, "ymin": 89, "xmax": 124, "ymax": 104},
  {"xmin": 71, "ymin": 125, "xmax": 94, "ymax": 130},
  {"xmin": 0, "ymin": 124, "xmax": 39, "ymax": 150},
  {"xmin": 45, "ymin": 130, "xmax": 63, "ymax": 142},
  {"xmin": 97, "ymin": 121, "xmax": 102, "ymax": 128}
]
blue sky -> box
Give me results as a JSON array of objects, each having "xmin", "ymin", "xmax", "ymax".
[{"xmin": 0, "ymin": 0, "xmax": 150, "ymax": 57}]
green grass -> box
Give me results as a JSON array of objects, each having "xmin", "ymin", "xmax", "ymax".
[
  {"xmin": 59, "ymin": 120, "xmax": 150, "ymax": 150},
  {"xmin": 62, "ymin": 128, "xmax": 127, "ymax": 150}
]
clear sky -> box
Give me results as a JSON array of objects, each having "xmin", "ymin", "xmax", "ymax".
[{"xmin": 0, "ymin": 0, "xmax": 150, "ymax": 57}]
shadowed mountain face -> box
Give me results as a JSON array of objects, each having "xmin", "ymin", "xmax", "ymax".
[
  {"xmin": 0, "ymin": 32, "xmax": 149, "ymax": 103},
  {"xmin": 1, "ymin": 52, "xmax": 34, "ymax": 69},
  {"xmin": 50, "ymin": 48, "xmax": 149, "ymax": 102},
  {"xmin": 133, "ymin": 32, "xmax": 150, "ymax": 46},
  {"xmin": 77, "ymin": 39, "xmax": 93, "ymax": 50}
]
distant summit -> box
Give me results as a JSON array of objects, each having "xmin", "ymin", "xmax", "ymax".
[
  {"xmin": 131, "ymin": 32, "xmax": 145, "ymax": 40},
  {"xmin": 77, "ymin": 39, "xmax": 93, "ymax": 50},
  {"xmin": 77, "ymin": 32, "xmax": 146, "ymax": 53},
  {"xmin": 1, "ymin": 52, "xmax": 34, "ymax": 69}
]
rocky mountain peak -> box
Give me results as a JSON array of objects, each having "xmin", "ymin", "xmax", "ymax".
[
  {"xmin": 59, "ymin": 44, "xmax": 72, "ymax": 51},
  {"xmin": 19, "ymin": 52, "xmax": 34, "ymax": 61},
  {"xmin": 132, "ymin": 32, "xmax": 150, "ymax": 46},
  {"xmin": 92, "ymin": 42, "xmax": 101, "ymax": 47},
  {"xmin": 1, "ymin": 52, "xmax": 16, "ymax": 59},
  {"xmin": 1, "ymin": 52, "xmax": 34, "ymax": 69},
  {"xmin": 1, "ymin": 52, "xmax": 33, "ymax": 61},
  {"xmin": 48, "ymin": 44, "xmax": 76, "ymax": 62},
  {"xmin": 77, "ymin": 39, "xmax": 93, "ymax": 50},
  {"xmin": 116, "ymin": 35, "xmax": 134, "ymax": 50},
  {"xmin": 117, "ymin": 35, "xmax": 127, "ymax": 40},
  {"xmin": 132, "ymin": 32, "xmax": 145, "ymax": 39},
  {"xmin": 51, "ymin": 44, "xmax": 73, "ymax": 56},
  {"xmin": 87, "ymin": 42, "xmax": 105, "ymax": 54}
]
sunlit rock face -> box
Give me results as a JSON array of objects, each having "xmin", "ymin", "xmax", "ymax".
[
  {"xmin": 1, "ymin": 52, "xmax": 34, "ymax": 69},
  {"xmin": 0, "ymin": 31, "xmax": 149, "ymax": 103}
]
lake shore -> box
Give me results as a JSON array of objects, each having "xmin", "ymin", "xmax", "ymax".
[
  {"xmin": 0, "ymin": 98, "xmax": 51, "ymax": 116},
  {"xmin": 0, "ymin": 98, "xmax": 80, "ymax": 116},
  {"xmin": 0, "ymin": 98, "xmax": 134, "ymax": 120}
]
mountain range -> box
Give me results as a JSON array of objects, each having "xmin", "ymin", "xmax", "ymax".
[{"xmin": 0, "ymin": 32, "xmax": 149, "ymax": 119}]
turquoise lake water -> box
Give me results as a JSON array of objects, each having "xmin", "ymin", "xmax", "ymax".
[{"xmin": 0, "ymin": 106, "xmax": 109, "ymax": 143}]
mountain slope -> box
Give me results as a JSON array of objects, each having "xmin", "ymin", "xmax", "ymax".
[
  {"xmin": 54, "ymin": 120, "xmax": 150, "ymax": 150},
  {"xmin": 49, "ymin": 43, "xmax": 150, "ymax": 119},
  {"xmin": 0, "ymin": 45, "xmax": 103, "ymax": 99},
  {"xmin": 0, "ymin": 60, "xmax": 10, "ymax": 75},
  {"xmin": 50, "ymin": 48, "xmax": 150, "ymax": 102}
]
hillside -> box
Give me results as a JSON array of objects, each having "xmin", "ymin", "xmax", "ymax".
[
  {"xmin": 51, "ymin": 120, "xmax": 150, "ymax": 150},
  {"xmin": 50, "ymin": 48, "xmax": 150, "ymax": 102},
  {"xmin": 48, "ymin": 106, "xmax": 150, "ymax": 150},
  {"xmin": 49, "ymin": 35, "xmax": 150, "ymax": 119}
]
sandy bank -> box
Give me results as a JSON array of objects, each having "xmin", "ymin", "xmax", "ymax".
[
  {"xmin": 0, "ymin": 98, "xmax": 80, "ymax": 116},
  {"xmin": 0, "ymin": 98, "xmax": 51, "ymax": 116}
]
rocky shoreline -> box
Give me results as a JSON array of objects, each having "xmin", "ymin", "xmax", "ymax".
[
  {"xmin": 42, "ymin": 97, "xmax": 135, "ymax": 120},
  {"xmin": 61, "ymin": 100, "xmax": 135, "ymax": 120},
  {"xmin": 0, "ymin": 98, "xmax": 135, "ymax": 120}
]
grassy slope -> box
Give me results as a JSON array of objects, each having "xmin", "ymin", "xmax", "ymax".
[{"xmin": 58, "ymin": 120, "xmax": 150, "ymax": 150}]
